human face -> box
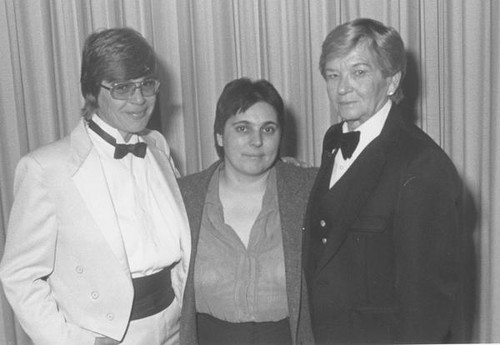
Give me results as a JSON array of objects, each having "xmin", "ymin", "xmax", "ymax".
[
  {"xmin": 324, "ymin": 43, "xmax": 400, "ymax": 130},
  {"xmin": 97, "ymin": 76, "xmax": 157, "ymax": 141},
  {"xmin": 216, "ymin": 102, "xmax": 281, "ymax": 179}
]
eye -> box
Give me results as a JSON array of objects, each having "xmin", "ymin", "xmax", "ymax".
[
  {"xmin": 235, "ymin": 125, "xmax": 248, "ymax": 133},
  {"xmin": 113, "ymin": 83, "xmax": 134, "ymax": 93},
  {"xmin": 262, "ymin": 126, "xmax": 278, "ymax": 134},
  {"xmin": 326, "ymin": 72, "xmax": 339, "ymax": 80},
  {"xmin": 142, "ymin": 79, "xmax": 157, "ymax": 88},
  {"xmin": 353, "ymin": 69, "xmax": 367, "ymax": 77}
]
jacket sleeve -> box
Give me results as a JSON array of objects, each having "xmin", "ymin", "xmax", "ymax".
[
  {"xmin": 0, "ymin": 155, "xmax": 96, "ymax": 345},
  {"xmin": 394, "ymin": 148, "xmax": 463, "ymax": 343}
]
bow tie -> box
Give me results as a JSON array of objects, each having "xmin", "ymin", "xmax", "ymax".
[
  {"xmin": 324, "ymin": 125, "xmax": 360, "ymax": 160},
  {"xmin": 87, "ymin": 119, "xmax": 147, "ymax": 159}
]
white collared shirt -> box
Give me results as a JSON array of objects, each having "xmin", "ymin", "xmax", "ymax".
[
  {"xmin": 329, "ymin": 100, "xmax": 392, "ymax": 188},
  {"xmin": 87, "ymin": 114, "xmax": 182, "ymax": 278}
]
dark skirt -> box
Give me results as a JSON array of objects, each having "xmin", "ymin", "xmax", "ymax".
[{"xmin": 196, "ymin": 313, "xmax": 292, "ymax": 345}]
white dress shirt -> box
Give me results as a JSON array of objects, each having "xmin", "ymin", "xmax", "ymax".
[
  {"xmin": 88, "ymin": 114, "xmax": 182, "ymax": 278},
  {"xmin": 329, "ymin": 100, "xmax": 392, "ymax": 188}
]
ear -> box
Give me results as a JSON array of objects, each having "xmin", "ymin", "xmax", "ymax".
[
  {"xmin": 387, "ymin": 71, "xmax": 402, "ymax": 96},
  {"xmin": 216, "ymin": 133, "xmax": 224, "ymax": 147}
]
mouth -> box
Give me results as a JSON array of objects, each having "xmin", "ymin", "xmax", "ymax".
[
  {"xmin": 338, "ymin": 100, "xmax": 357, "ymax": 106},
  {"xmin": 126, "ymin": 110, "xmax": 148, "ymax": 118},
  {"xmin": 243, "ymin": 154, "xmax": 265, "ymax": 159}
]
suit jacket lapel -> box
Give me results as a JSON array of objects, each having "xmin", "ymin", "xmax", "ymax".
[
  {"xmin": 144, "ymin": 134, "xmax": 190, "ymax": 245},
  {"xmin": 275, "ymin": 162, "xmax": 307, "ymax": 338},
  {"xmin": 142, "ymin": 133, "xmax": 192, "ymax": 301},
  {"xmin": 185, "ymin": 162, "xmax": 220, "ymax": 250},
  {"xmin": 70, "ymin": 119, "xmax": 130, "ymax": 272},
  {"xmin": 314, "ymin": 108, "xmax": 401, "ymax": 275}
]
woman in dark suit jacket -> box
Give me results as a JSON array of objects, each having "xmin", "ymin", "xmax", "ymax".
[
  {"xmin": 179, "ymin": 78, "xmax": 316, "ymax": 345},
  {"xmin": 304, "ymin": 18, "xmax": 468, "ymax": 344}
]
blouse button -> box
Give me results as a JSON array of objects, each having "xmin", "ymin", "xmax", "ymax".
[
  {"xmin": 320, "ymin": 220, "xmax": 326, "ymax": 227},
  {"xmin": 75, "ymin": 265, "xmax": 84, "ymax": 274},
  {"xmin": 322, "ymin": 238, "xmax": 328, "ymax": 244},
  {"xmin": 106, "ymin": 313, "xmax": 114, "ymax": 321},
  {"xmin": 91, "ymin": 291, "xmax": 99, "ymax": 300}
]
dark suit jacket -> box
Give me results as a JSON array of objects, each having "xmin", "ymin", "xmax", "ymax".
[
  {"xmin": 179, "ymin": 160, "xmax": 317, "ymax": 345},
  {"xmin": 304, "ymin": 105, "xmax": 468, "ymax": 344}
]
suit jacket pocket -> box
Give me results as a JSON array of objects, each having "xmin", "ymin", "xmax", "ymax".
[{"xmin": 350, "ymin": 216, "xmax": 387, "ymax": 233}]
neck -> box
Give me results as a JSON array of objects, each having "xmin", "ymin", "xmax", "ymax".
[
  {"xmin": 121, "ymin": 131, "xmax": 133, "ymax": 142},
  {"xmin": 94, "ymin": 113, "xmax": 134, "ymax": 142},
  {"xmin": 346, "ymin": 120, "xmax": 362, "ymax": 131},
  {"xmin": 219, "ymin": 165, "xmax": 270, "ymax": 194}
]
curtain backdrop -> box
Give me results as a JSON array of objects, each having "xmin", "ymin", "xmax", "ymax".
[{"xmin": 1, "ymin": 0, "xmax": 498, "ymax": 343}]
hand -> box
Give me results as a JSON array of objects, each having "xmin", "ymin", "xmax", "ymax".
[
  {"xmin": 281, "ymin": 156, "xmax": 311, "ymax": 168},
  {"xmin": 94, "ymin": 337, "xmax": 120, "ymax": 345}
]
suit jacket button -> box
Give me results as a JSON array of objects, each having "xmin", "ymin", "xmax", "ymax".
[
  {"xmin": 322, "ymin": 238, "xmax": 327, "ymax": 244},
  {"xmin": 301, "ymin": 227, "xmax": 305, "ymax": 231},
  {"xmin": 320, "ymin": 220, "xmax": 326, "ymax": 227}
]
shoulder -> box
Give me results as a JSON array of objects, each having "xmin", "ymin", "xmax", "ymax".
[
  {"xmin": 275, "ymin": 161, "xmax": 318, "ymax": 201},
  {"xmin": 383, "ymin": 107, "xmax": 454, "ymax": 168},
  {"xmin": 10, "ymin": 135, "xmax": 76, "ymax": 195},
  {"xmin": 143, "ymin": 129, "xmax": 170, "ymax": 154},
  {"xmin": 178, "ymin": 161, "xmax": 221, "ymax": 195},
  {"xmin": 275, "ymin": 160, "xmax": 318, "ymax": 184},
  {"xmin": 393, "ymin": 117, "xmax": 460, "ymax": 192},
  {"xmin": 387, "ymin": 107, "xmax": 447, "ymax": 159},
  {"xmin": 398, "ymin": 120, "xmax": 455, "ymax": 166},
  {"xmin": 19, "ymin": 135, "xmax": 73, "ymax": 170}
]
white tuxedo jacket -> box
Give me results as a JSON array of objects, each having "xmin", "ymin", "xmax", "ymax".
[{"xmin": 0, "ymin": 119, "xmax": 191, "ymax": 345}]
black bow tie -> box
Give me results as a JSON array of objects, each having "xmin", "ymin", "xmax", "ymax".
[
  {"xmin": 87, "ymin": 119, "xmax": 147, "ymax": 159},
  {"xmin": 323, "ymin": 124, "xmax": 360, "ymax": 160}
]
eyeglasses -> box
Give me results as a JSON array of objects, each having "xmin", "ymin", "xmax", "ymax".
[{"xmin": 100, "ymin": 79, "xmax": 160, "ymax": 100}]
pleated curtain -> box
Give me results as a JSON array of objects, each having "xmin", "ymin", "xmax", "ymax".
[{"xmin": 1, "ymin": 0, "xmax": 499, "ymax": 343}]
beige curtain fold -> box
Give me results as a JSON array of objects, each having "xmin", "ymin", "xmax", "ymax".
[{"xmin": 1, "ymin": 0, "xmax": 498, "ymax": 343}]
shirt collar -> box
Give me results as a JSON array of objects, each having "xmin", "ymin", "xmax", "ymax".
[
  {"xmin": 90, "ymin": 114, "xmax": 140, "ymax": 145},
  {"xmin": 343, "ymin": 99, "xmax": 392, "ymax": 146}
]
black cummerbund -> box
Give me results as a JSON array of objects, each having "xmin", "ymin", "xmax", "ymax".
[{"xmin": 130, "ymin": 266, "xmax": 175, "ymax": 320}]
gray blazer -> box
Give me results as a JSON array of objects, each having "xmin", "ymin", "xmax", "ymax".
[{"xmin": 179, "ymin": 160, "xmax": 317, "ymax": 345}]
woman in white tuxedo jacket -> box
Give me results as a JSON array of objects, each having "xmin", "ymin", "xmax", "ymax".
[{"xmin": 0, "ymin": 28, "xmax": 191, "ymax": 345}]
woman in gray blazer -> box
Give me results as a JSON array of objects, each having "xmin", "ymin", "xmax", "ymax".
[{"xmin": 179, "ymin": 78, "xmax": 316, "ymax": 345}]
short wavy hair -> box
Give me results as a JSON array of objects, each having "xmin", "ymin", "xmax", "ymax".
[
  {"xmin": 80, "ymin": 27, "xmax": 157, "ymax": 118},
  {"xmin": 319, "ymin": 18, "xmax": 407, "ymax": 104},
  {"xmin": 214, "ymin": 78, "xmax": 285, "ymax": 159}
]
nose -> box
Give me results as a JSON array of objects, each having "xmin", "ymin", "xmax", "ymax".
[
  {"xmin": 129, "ymin": 86, "xmax": 146, "ymax": 104},
  {"xmin": 250, "ymin": 131, "xmax": 263, "ymax": 147},
  {"xmin": 337, "ymin": 75, "xmax": 352, "ymax": 95}
]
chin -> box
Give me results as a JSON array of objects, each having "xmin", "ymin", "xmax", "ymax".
[{"xmin": 247, "ymin": 165, "xmax": 274, "ymax": 176}]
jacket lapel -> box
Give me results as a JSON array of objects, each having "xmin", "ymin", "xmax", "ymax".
[
  {"xmin": 70, "ymin": 119, "xmax": 130, "ymax": 272},
  {"xmin": 314, "ymin": 108, "xmax": 401, "ymax": 275},
  {"xmin": 275, "ymin": 162, "xmax": 307, "ymax": 338},
  {"xmin": 143, "ymin": 134, "xmax": 190, "ymax": 239},
  {"xmin": 142, "ymin": 133, "xmax": 192, "ymax": 301},
  {"xmin": 276, "ymin": 162, "xmax": 304, "ymax": 286}
]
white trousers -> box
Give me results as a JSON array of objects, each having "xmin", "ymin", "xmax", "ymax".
[{"xmin": 119, "ymin": 298, "xmax": 180, "ymax": 345}]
